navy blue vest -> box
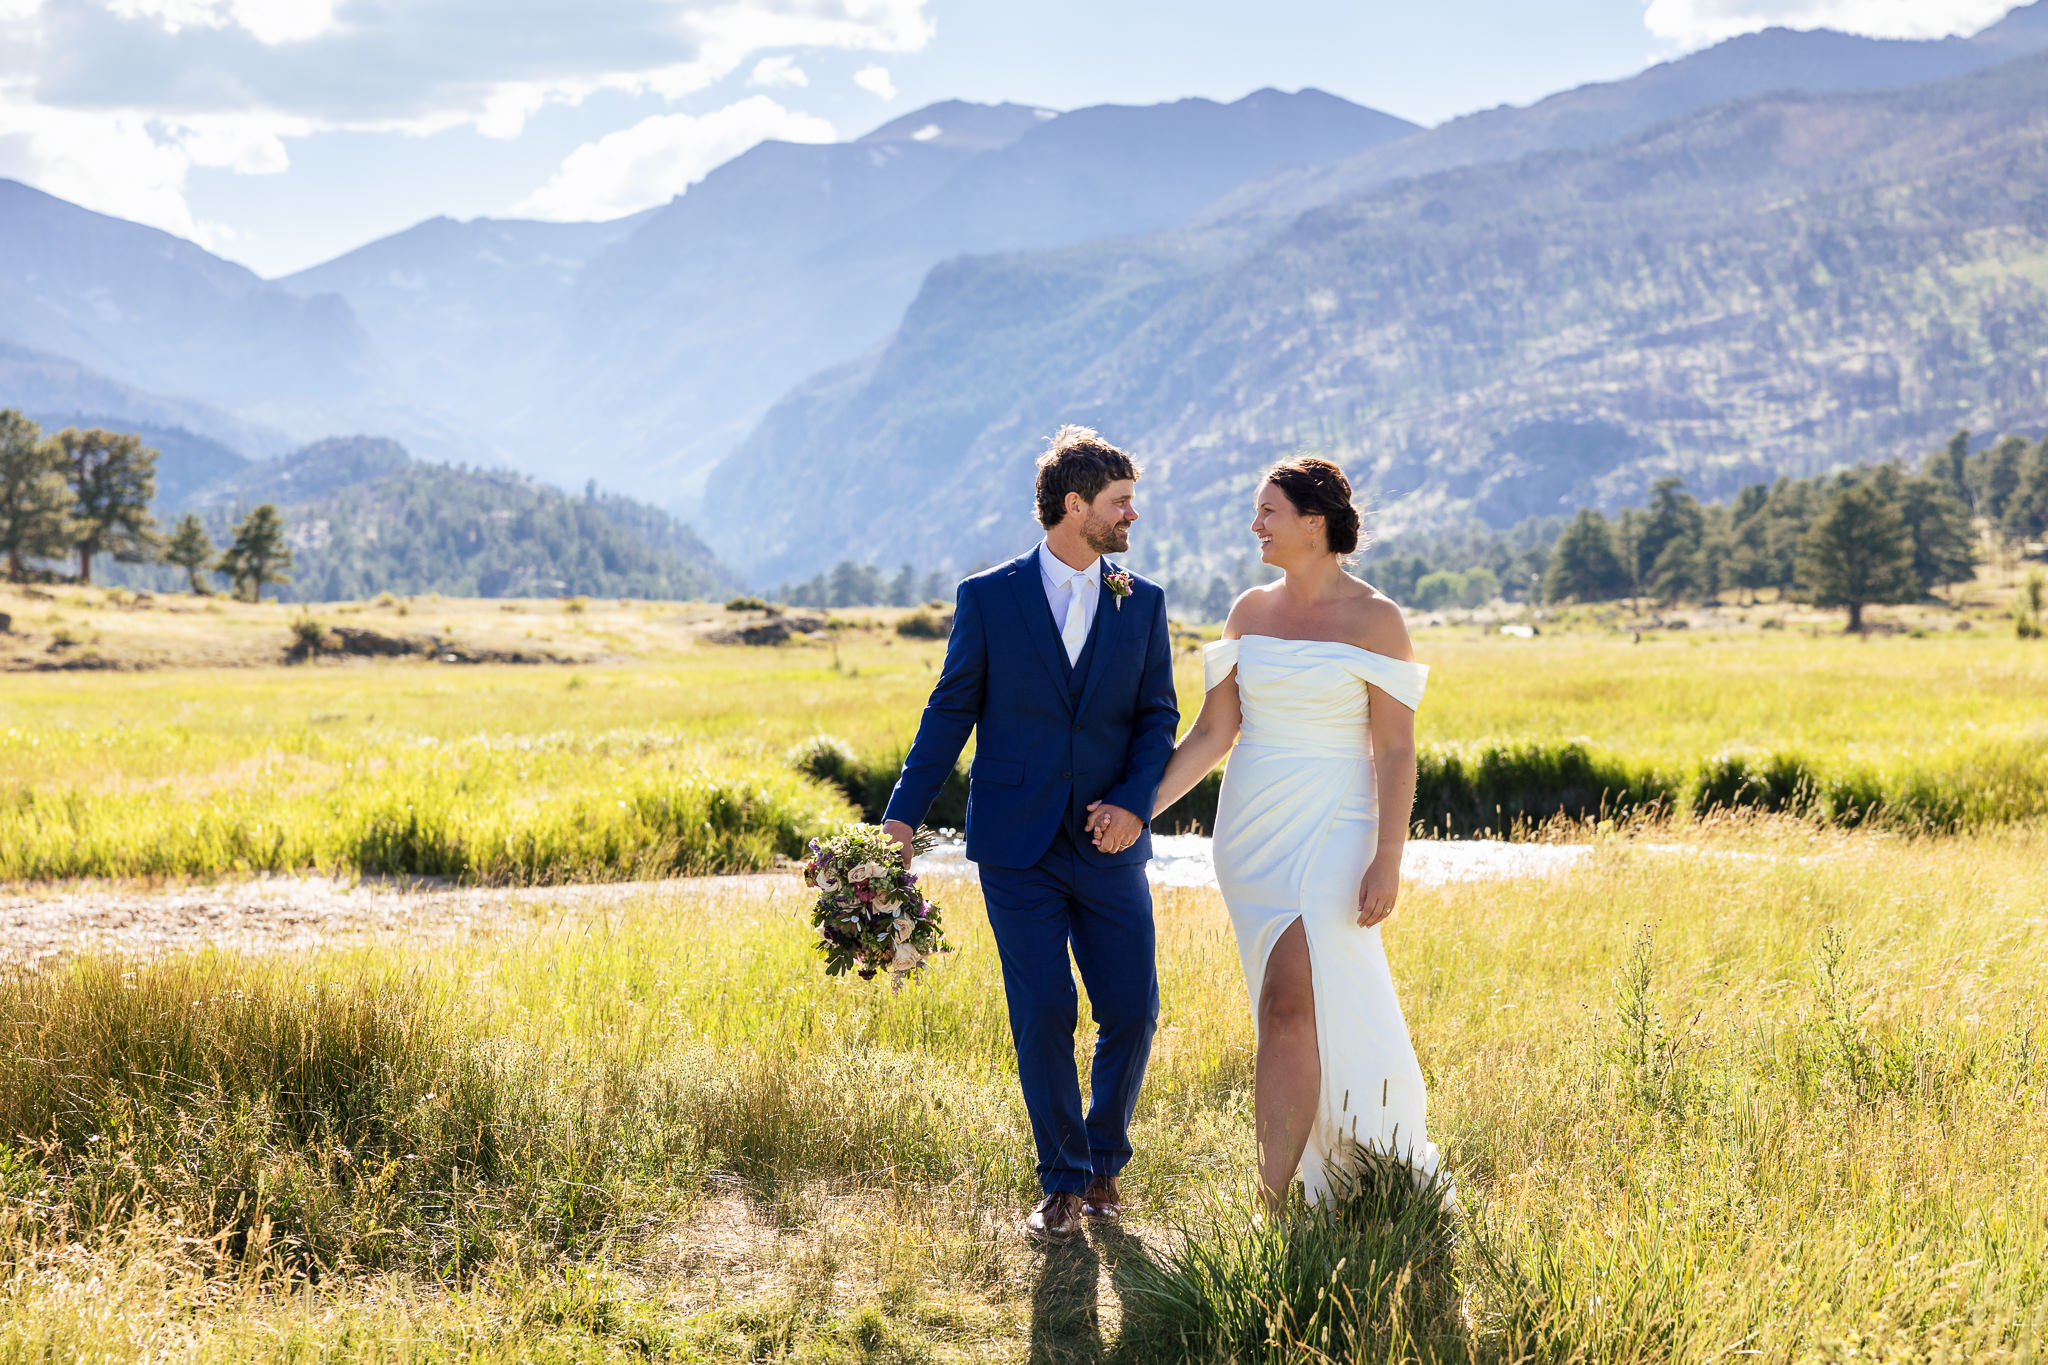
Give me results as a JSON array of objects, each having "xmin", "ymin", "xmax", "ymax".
[{"xmin": 1041, "ymin": 582, "xmax": 1106, "ymax": 699}]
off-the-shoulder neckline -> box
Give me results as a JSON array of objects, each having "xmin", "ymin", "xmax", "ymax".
[{"xmin": 1219, "ymin": 633, "xmax": 1423, "ymax": 670}]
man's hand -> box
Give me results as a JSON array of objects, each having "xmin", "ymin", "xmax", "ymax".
[
  {"xmin": 1357, "ymin": 851, "xmax": 1401, "ymax": 927},
  {"xmin": 881, "ymin": 819, "xmax": 916, "ymax": 869},
  {"xmin": 1084, "ymin": 802, "xmax": 1143, "ymax": 855}
]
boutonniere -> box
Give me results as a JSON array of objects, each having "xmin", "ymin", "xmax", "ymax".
[{"xmin": 1103, "ymin": 566, "xmax": 1133, "ymax": 610}]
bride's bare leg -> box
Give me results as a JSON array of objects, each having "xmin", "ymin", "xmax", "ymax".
[{"xmin": 1255, "ymin": 918, "xmax": 1319, "ymax": 1209}]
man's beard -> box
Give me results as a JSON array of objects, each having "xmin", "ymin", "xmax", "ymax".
[{"xmin": 1083, "ymin": 516, "xmax": 1129, "ymax": 554}]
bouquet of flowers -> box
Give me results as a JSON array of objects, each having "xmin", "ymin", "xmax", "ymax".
[{"xmin": 805, "ymin": 824, "xmax": 949, "ymax": 985}]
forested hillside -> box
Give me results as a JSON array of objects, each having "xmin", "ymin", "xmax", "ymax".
[
  {"xmin": 107, "ymin": 437, "xmax": 734, "ymax": 602},
  {"xmin": 711, "ymin": 51, "xmax": 2048, "ymax": 585}
]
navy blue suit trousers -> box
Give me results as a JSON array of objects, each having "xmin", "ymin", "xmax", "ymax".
[{"xmin": 883, "ymin": 546, "xmax": 1179, "ymax": 1194}]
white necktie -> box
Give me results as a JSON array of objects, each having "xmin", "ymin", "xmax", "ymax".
[{"xmin": 1060, "ymin": 572, "xmax": 1089, "ymax": 666}]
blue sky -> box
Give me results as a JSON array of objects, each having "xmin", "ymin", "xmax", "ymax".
[{"xmin": 0, "ymin": 0, "xmax": 2022, "ymax": 277}]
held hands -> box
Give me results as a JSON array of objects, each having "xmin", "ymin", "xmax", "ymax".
[
  {"xmin": 1084, "ymin": 802, "xmax": 1143, "ymax": 855},
  {"xmin": 881, "ymin": 819, "xmax": 917, "ymax": 870},
  {"xmin": 1356, "ymin": 852, "xmax": 1401, "ymax": 928}
]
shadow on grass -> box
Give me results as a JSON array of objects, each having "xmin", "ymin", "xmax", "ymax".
[{"xmin": 1029, "ymin": 1235, "xmax": 1102, "ymax": 1364}]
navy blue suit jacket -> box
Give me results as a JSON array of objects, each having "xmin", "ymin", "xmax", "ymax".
[{"xmin": 883, "ymin": 547, "xmax": 1181, "ymax": 870}]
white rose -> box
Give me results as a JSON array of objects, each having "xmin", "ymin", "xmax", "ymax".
[
  {"xmin": 874, "ymin": 897, "xmax": 902, "ymax": 914},
  {"xmin": 815, "ymin": 873, "xmax": 840, "ymax": 892},
  {"xmin": 891, "ymin": 916, "xmax": 914, "ymax": 941},
  {"xmin": 891, "ymin": 941, "xmax": 922, "ymax": 971}
]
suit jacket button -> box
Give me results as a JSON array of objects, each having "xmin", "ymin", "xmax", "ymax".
[
  {"xmin": 1070, "ymin": 724, "xmax": 1080, "ymax": 733},
  {"xmin": 1060, "ymin": 769, "xmax": 1071, "ymax": 779}
]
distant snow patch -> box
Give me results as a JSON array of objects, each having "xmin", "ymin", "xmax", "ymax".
[{"xmin": 911, "ymin": 123, "xmax": 941, "ymax": 141}]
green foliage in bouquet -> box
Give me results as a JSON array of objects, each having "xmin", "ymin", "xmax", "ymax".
[{"xmin": 804, "ymin": 824, "xmax": 949, "ymax": 983}]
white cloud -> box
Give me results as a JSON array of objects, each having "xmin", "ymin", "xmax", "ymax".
[
  {"xmin": 748, "ymin": 54, "xmax": 808, "ymax": 87},
  {"xmin": 853, "ymin": 64, "xmax": 897, "ymax": 100},
  {"xmin": 515, "ymin": 95, "xmax": 834, "ymax": 221},
  {"xmin": 0, "ymin": 0, "xmax": 933, "ymax": 251},
  {"xmin": 1642, "ymin": 0, "xmax": 2016, "ymax": 43},
  {"xmin": 0, "ymin": 95, "xmax": 221, "ymax": 244},
  {"xmin": 105, "ymin": 0, "xmax": 338, "ymax": 44}
]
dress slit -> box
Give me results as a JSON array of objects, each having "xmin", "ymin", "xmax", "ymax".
[{"xmin": 1205, "ymin": 634, "xmax": 1444, "ymax": 1206}]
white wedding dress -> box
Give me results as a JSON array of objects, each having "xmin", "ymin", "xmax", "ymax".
[{"xmin": 1202, "ymin": 634, "xmax": 1443, "ymax": 1205}]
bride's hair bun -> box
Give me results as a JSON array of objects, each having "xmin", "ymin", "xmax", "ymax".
[{"xmin": 1265, "ymin": 456, "xmax": 1361, "ymax": 555}]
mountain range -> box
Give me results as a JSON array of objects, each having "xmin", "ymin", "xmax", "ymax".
[
  {"xmin": 4, "ymin": 5, "xmax": 2048, "ymax": 591},
  {"xmin": 714, "ymin": 45, "xmax": 2048, "ymax": 582}
]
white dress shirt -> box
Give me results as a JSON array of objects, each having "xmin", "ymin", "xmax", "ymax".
[{"xmin": 1037, "ymin": 540, "xmax": 1101, "ymax": 666}]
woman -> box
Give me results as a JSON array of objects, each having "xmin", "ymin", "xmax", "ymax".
[{"xmin": 1151, "ymin": 456, "xmax": 1441, "ymax": 1209}]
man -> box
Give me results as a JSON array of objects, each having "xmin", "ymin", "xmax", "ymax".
[{"xmin": 882, "ymin": 425, "xmax": 1179, "ymax": 1239}]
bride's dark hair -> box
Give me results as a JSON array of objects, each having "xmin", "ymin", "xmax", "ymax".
[{"xmin": 1264, "ymin": 456, "xmax": 1362, "ymax": 555}]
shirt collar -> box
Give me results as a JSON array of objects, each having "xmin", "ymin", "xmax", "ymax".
[{"xmin": 1037, "ymin": 540, "xmax": 1102, "ymax": 588}]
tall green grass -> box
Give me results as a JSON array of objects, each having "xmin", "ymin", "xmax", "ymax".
[
  {"xmin": 793, "ymin": 730, "xmax": 2048, "ymax": 838},
  {"xmin": 0, "ymin": 827, "xmax": 2039, "ymax": 1358},
  {"xmin": 0, "ymin": 746, "xmax": 850, "ymax": 882}
]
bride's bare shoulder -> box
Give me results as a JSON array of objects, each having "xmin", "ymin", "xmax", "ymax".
[
  {"xmin": 1220, "ymin": 582, "xmax": 1281, "ymax": 641},
  {"xmin": 1338, "ymin": 575, "xmax": 1413, "ymax": 661}
]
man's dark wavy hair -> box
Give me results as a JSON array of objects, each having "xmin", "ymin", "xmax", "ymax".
[{"xmin": 1034, "ymin": 425, "xmax": 1141, "ymax": 528}]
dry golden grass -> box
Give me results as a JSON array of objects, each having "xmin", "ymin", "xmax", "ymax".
[{"xmin": 0, "ymin": 823, "xmax": 2037, "ymax": 1361}]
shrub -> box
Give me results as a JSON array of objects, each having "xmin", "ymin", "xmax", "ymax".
[
  {"xmin": 1415, "ymin": 739, "xmax": 1677, "ymax": 836},
  {"xmin": 1691, "ymin": 748, "xmax": 1819, "ymax": 816},
  {"xmin": 725, "ymin": 596, "xmax": 768, "ymax": 612},
  {"xmin": 1458, "ymin": 566, "xmax": 1501, "ymax": 608},
  {"xmin": 895, "ymin": 607, "xmax": 952, "ymax": 639},
  {"xmin": 287, "ymin": 614, "xmax": 326, "ymax": 661},
  {"xmin": 1413, "ymin": 570, "xmax": 1463, "ymax": 612},
  {"xmin": 782, "ymin": 735, "xmax": 966, "ymax": 828}
]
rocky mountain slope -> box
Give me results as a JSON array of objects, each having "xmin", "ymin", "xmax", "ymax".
[
  {"xmin": 279, "ymin": 90, "xmax": 1419, "ymax": 497},
  {"xmin": 709, "ymin": 49, "xmax": 2048, "ymax": 584}
]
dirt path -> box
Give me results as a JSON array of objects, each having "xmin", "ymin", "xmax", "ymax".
[
  {"xmin": 0, "ymin": 871, "xmax": 798, "ymax": 967},
  {"xmin": 0, "ymin": 836, "xmax": 1639, "ymax": 969}
]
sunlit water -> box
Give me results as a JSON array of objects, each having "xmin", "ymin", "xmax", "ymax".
[{"xmin": 919, "ymin": 834, "xmax": 1592, "ymax": 888}]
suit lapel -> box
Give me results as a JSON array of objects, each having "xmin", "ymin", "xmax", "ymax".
[
  {"xmin": 1005, "ymin": 550, "xmax": 1072, "ymax": 704},
  {"xmin": 1072, "ymin": 561, "xmax": 1125, "ymax": 719}
]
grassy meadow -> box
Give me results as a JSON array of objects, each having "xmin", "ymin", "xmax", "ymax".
[
  {"xmin": 0, "ymin": 826, "xmax": 2039, "ymax": 1361},
  {"xmin": 2, "ymin": 584, "xmax": 2046, "ymax": 882},
  {"xmin": 0, "ymin": 585, "xmax": 2044, "ymax": 1360}
]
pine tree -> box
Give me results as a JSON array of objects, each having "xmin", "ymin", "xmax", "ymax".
[
  {"xmin": 0, "ymin": 411, "xmax": 71, "ymax": 582},
  {"xmin": 2005, "ymin": 437, "xmax": 2048, "ymax": 542},
  {"xmin": 217, "ymin": 504, "xmax": 294, "ymax": 603},
  {"xmin": 1799, "ymin": 478, "xmax": 1918, "ymax": 632},
  {"xmin": 53, "ymin": 427, "xmax": 159, "ymax": 584},
  {"xmin": 164, "ymin": 513, "xmax": 216, "ymax": 594},
  {"xmin": 1974, "ymin": 435, "xmax": 2027, "ymax": 525},
  {"xmin": 1635, "ymin": 477, "xmax": 1707, "ymax": 602},
  {"xmin": 1924, "ymin": 428, "xmax": 1972, "ymax": 508},
  {"xmin": 1890, "ymin": 471, "xmax": 1976, "ymax": 595},
  {"xmin": 1762, "ymin": 478, "xmax": 1819, "ymax": 595},
  {"xmin": 1725, "ymin": 485, "xmax": 1774, "ymax": 603},
  {"xmin": 1543, "ymin": 509, "xmax": 1631, "ymax": 603}
]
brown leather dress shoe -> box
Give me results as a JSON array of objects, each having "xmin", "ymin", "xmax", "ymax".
[
  {"xmin": 1025, "ymin": 1191, "xmax": 1085, "ymax": 1240},
  {"xmin": 1082, "ymin": 1174, "xmax": 1122, "ymax": 1221}
]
